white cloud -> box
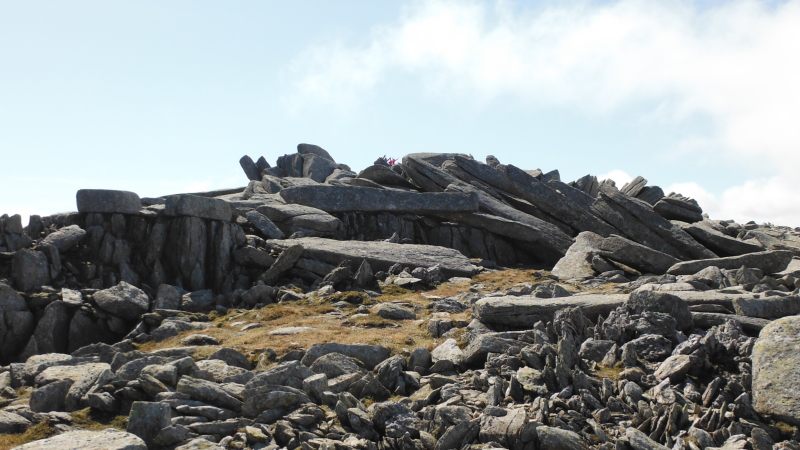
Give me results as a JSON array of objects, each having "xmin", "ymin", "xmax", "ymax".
[
  {"xmin": 597, "ymin": 169, "xmax": 633, "ymax": 187},
  {"xmin": 285, "ymin": 0, "xmax": 800, "ymax": 226}
]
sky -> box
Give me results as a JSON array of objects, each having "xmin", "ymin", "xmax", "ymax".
[{"xmin": 1, "ymin": 0, "xmax": 799, "ymax": 227}]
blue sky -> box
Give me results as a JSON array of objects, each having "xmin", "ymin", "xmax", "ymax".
[{"xmin": 2, "ymin": 0, "xmax": 799, "ymax": 226}]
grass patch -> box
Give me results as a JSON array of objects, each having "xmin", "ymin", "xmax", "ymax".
[
  {"xmin": 592, "ymin": 363, "xmax": 625, "ymax": 381},
  {"xmin": 323, "ymin": 292, "xmax": 371, "ymax": 305},
  {"xmin": 346, "ymin": 314, "xmax": 392, "ymax": 328},
  {"xmin": 70, "ymin": 408, "xmax": 128, "ymax": 431},
  {"xmin": 379, "ymin": 285, "xmax": 412, "ymax": 298},
  {"xmin": 16, "ymin": 387, "xmax": 33, "ymax": 399},
  {"xmin": 0, "ymin": 420, "xmax": 56, "ymax": 450},
  {"xmin": 775, "ymin": 421, "xmax": 797, "ymax": 436}
]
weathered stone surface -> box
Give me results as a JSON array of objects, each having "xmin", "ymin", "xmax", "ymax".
[
  {"xmin": 463, "ymin": 335, "xmax": 524, "ymax": 365},
  {"xmin": 245, "ymin": 210, "xmax": 285, "ymax": 239},
  {"xmin": 180, "ymin": 289, "xmax": 216, "ymax": 312},
  {"xmin": 12, "ymin": 248, "xmax": 50, "ymax": 291},
  {"xmin": 301, "ymin": 343, "xmax": 391, "ymax": 370},
  {"xmin": 260, "ymin": 244, "xmax": 304, "ymax": 285},
  {"xmin": 375, "ymin": 303, "xmax": 417, "ymax": 320},
  {"xmin": 753, "ymin": 316, "xmax": 800, "ymax": 425},
  {"xmin": 176, "ymin": 376, "xmax": 243, "ymax": 412},
  {"xmin": 654, "ymin": 198, "xmax": 703, "ymax": 223},
  {"xmin": 127, "ymin": 401, "xmax": 172, "ymax": 446},
  {"xmin": 552, "ymin": 232, "xmax": 605, "ymax": 279},
  {"xmin": 627, "ymin": 290, "xmax": 693, "ymax": 332},
  {"xmin": 733, "ymin": 295, "xmax": 800, "ymax": 319},
  {"xmin": 41, "ymin": 224, "xmax": 86, "ymax": 252},
  {"xmin": 94, "ymin": 281, "xmax": 150, "ymax": 320},
  {"xmin": 239, "ymin": 155, "xmax": 260, "ymax": 181},
  {"xmin": 256, "ymin": 203, "xmax": 341, "ymax": 235},
  {"xmin": 667, "ymin": 250, "xmax": 794, "ymax": 275},
  {"xmin": 14, "ymin": 429, "xmax": 147, "ymax": 450},
  {"xmin": 298, "ymin": 143, "xmax": 335, "ymax": 162},
  {"xmin": 246, "ymin": 361, "xmax": 315, "ymax": 390},
  {"xmin": 309, "ymin": 352, "xmax": 366, "ymax": 379},
  {"xmin": 357, "ymin": 164, "xmax": 415, "ymax": 188},
  {"xmin": 303, "ymin": 154, "xmax": 339, "ymax": 182},
  {"xmin": 76, "ymin": 189, "xmax": 142, "ymax": 214},
  {"xmin": 474, "ymin": 294, "xmax": 628, "ymax": 327},
  {"xmin": 31, "ymin": 301, "xmax": 71, "ymax": 354},
  {"xmin": 165, "ymin": 194, "xmax": 234, "ymax": 221},
  {"xmin": 691, "ymin": 312, "xmax": 770, "ymax": 333},
  {"xmin": 280, "ymin": 185, "xmax": 479, "ymax": 214},
  {"xmin": 30, "ymin": 378, "xmax": 73, "ymax": 412},
  {"xmin": 242, "ymin": 384, "xmax": 311, "ymax": 418},
  {"xmin": 0, "ymin": 410, "xmax": 31, "ymax": 434},
  {"xmin": 537, "ymin": 425, "xmax": 588, "ymax": 450},
  {"xmin": 625, "ymin": 427, "xmax": 669, "ymax": 450},
  {"xmin": 268, "ymin": 237, "xmax": 477, "ymax": 277},
  {"xmin": 599, "ymin": 234, "xmax": 680, "ymax": 274}
]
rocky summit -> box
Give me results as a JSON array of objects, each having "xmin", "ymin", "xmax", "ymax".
[{"xmin": 1, "ymin": 144, "xmax": 800, "ymax": 450}]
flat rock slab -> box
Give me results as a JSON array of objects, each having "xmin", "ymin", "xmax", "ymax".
[
  {"xmin": 473, "ymin": 294, "xmax": 629, "ymax": 327},
  {"xmin": 267, "ymin": 237, "xmax": 477, "ymax": 277},
  {"xmin": 279, "ymin": 185, "xmax": 479, "ymax": 214},
  {"xmin": 268, "ymin": 326, "xmax": 312, "ymax": 335},
  {"xmin": 300, "ymin": 343, "xmax": 391, "ymax": 370},
  {"xmin": 14, "ymin": 429, "xmax": 146, "ymax": 449},
  {"xmin": 691, "ymin": 312, "xmax": 770, "ymax": 334},
  {"xmin": 165, "ymin": 194, "xmax": 234, "ymax": 222},
  {"xmin": 76, "ymin": 189, "xmax": 142, "ymax": 214},
  {"xmin": 667, "ymin": 250, "xmax": 794, "ymax": 275},
  {"xmin": 753, "ymin": 316, "xmax": 800, "ymax": 425}
]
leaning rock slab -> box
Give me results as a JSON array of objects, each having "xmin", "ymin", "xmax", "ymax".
[
  {"xmin": 14, "ymin": 429, "xmax": 146, "ymax": 450},
  {"xmin": 165, "ymin": 194, "xmax": 234, "ymax": 221},
  {"xmin": 93, "ymin": 281, "xmax": 150, "ymax": 320},
  {"xmin": 76, "ymin": 189, "xmax": 142, "ymax": 214},
  {"xmin": 474, "ymin": 294, "xmax": 628, "ymax": 327},
  {"xmin": 752, "ymin": 316, "xmax": 800, "ymax": 425},
  {"xmin": 667, "ymin": 250, "xmax": 794, "ymax": 275},
  {"xmin": 268, "ymin": 237, "xmax": 477, "ymax": 277}
]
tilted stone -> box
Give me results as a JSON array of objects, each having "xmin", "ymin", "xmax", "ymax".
[
  {"xmin": 165, "ymin": 194, "xmax": 234, "ymax": 222},
  {"xmin": 752, "ymin": 316, "xmax": 800, "ymax": 425},
  {"xmin": 41, "ymin": 224, "xmax": 86, "ymax": 252},
  {"xmin": 680, "ymin": 221, "xmax": 765, "ymax": 257}
]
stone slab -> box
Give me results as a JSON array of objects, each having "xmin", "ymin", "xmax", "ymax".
[
  {"xmin": 76, "ymin": 189, "xmax": 142, "ymax": 214},
  {"xmin": 473, "ymin": 294, "xmax": 629, "ymax": 327},
  {"xmin": 279, "ymin": 185, "xmax": 479, "ymax": 214}
]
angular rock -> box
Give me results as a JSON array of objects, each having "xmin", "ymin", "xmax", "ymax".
[
  {"xmin": 268, "ymin": 237, "xmax": 476, "ymax": 278},
  {"xmin": 280, "ymin": 185, "xmax": 479, "ymax": 214},
  {"xmin": 599, "ymin": 234, "xmax": 681, "ymax": 274},
  {"xmin": 681, "ymin": 222, "xmax": 765, "ymax": 257},
  {"xmin": 627, "ymin": 290, "xmax": 693, "ymax": 332},
  {"xmin": 176, "ymin": 376, "xmax": 243, "ymax": 412},
  {"xmin": 303, "ymin": 154, "xmax": 339, "ymax": 182},
  {"xmin": 165, "ymin": 194, "xmax": 234, "ymax": 222},
  {"xmin": 94, "ymin": 281, "xmax": 150, "ymax": 320},
  {"xmin": 301, "ymin": 343, "xmax": 391, "ymax": 370},
  {"xmin": 179, "ymin": 289, "xmax": 216, "ymax": 313},
  {"xmin": 0, "ymin": 410, "xmax": 31, "ymax": 434},
  {"xmin": 552, "ymin": 232, "xmax": 605, "ymax": 279},
  {"xmin": 76, "ymin": 189, "xmax": 142, "ymax": 214},
  {"xmin": 12, "ymin": 248, "xmax": 51, "ymax": 291},
  {"xmin": 309, "ymin": 352, "xmax": 367, "ymax": 379},
  {"xmin": 537, "ymin": 425, "xmax": 587, "ymax": 450},
  {"xmin": 245, "ymin": 210, "xmax": 284, "ymax": 239},
  {"xmin": 463, "ymin": 335, "xmax": 524, "ymax": 365},
  {"xmin": 127, "ymin": 401, "xmax": 172, "ymax": 446},
  {"xmin": 375, "ymin": 303, "xmax": 416, "ymax": 320},
  {"xmin": 256, "ymin": 203, "xmax": 341, "ymax": 235},
  {"xmin": 239, "ymin": 155, "xmax": 260, "ymax": 181},
  {"xmin": 41, "ymin": 224, "xmax": 86, "ymax": 252},
  {"xmin": 733, "ymin": 295, "xmax": 800, "ymax": 319},
  {"xmin": 667, "ymin": 250, "xmax": 794, "ymax": 275},
  {"xmin": 260, "ymin": 244, "xmax": 304, "ymax": 285},
  {"xmin": 474, "ymin": 294, "xmax": 628, "ymax": 327},
  {"xmin": 298, "ymin": 143, "xmax": 335, "ymax": 162},
  {"xmin": 246, "ymin": 360, "xmax": 315, "ymax": 390},
  {"xmin": 357, "ymin": 164, "xmax": 416, "ymax": 188}
]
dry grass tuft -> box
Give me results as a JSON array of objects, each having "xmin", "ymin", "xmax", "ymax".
[
  {"xmin": 70, "ymin": 408, "xmax": 128, "ymax": 432},
  {"xmin": 0, "ymin": 420, "xmax": 56, "ymax": 450},
  {"xmin": 592, "ymin": 363, "xmax": 625, "ymax": 381}
]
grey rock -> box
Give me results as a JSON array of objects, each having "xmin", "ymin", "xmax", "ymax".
[
  {"xmin": 154, "ymin": 284, "xmax": 182, "ymax": 310},
  {"xmin": 127, "ymin": 401, "xmax": 172, "ymax": 446},
  {"xmin": 174, "ymin": 438, "xmax": 225, "ymax": 450},
  {"xmin": 733, "ymin": 295, "xmax": 800, "ymax": 319},
  {"xmin": 176, "ymin": 376, "xmax": 243, "ymax": 412},
  {"xmin": 579, "ymin": 339, "xmax": 617, "ymax": 362},
  {"xmin": 239, "ymin": 155, "xmax": 260, "ymax": 181},
  {"xmin": 280, "ymin": 185, "xmax": 479, "ymax": 214},
  {"xmin": 431, "ymin": 338, "xmax": 464, "ymax": 369},
  {"xmin": 242, "ymin": 384, "xmax": 311, "ymax": 418},
  {"xmin": 0, "ymin": 410, "xmax": 31, "ymax": 434},
  {"xmin": 30, "ymin": 378, "xmax": 73, "ymax": 412},
  {"xmin": 654, "ymin": 354, "xmax": 694, "ymax": 382},
  {"xmin": 150, "ymin": 319, "xmax": 212, "ymax": 342},
  {"xmin": 627, "ymin": 289, "xmax": 693, "ymax": 332},
  {"xmin": 31, "ymin": 301, "xmax": 71, "ymax": 354},
  {"xmin": 303, "ymin": 153, "xmax": 339, "ymax": 182},
  {"xmin": 260, "ymin": 244, "xmax": 304, "ymax": 285},
  {"xmin": 268, "ymin": 237, "xmax": 477, "ymax": 278},
  {"xmin": 76, "ymin": 189, "xmax": 142, "ymax": 214},
  {"xmin": 357, "ymin": 164, "xmax": 416, "ymax": 188},
  {"xmin": 180, "ymin": 289, "xmax": 216, "ymax": 313},
  {"xmin": 310, "ymin": 352, "xmax": 367, "ymax": 379},
  {"xmin": 464, "ymin": 334, "xmax": 525, "ymax": 366},
  {"xmin": 752, "ymin": 315, "xmax": 800, "ymax": 425},
  {"xmin": 245, "ymin": 210, "xmax": 285, "ymax": 239},
  {"xmin": 537, "ymin": 425, "xmax": 588, "ymax": 450},
  {"xmin": 298, "ymin": 143, "xmax": 335, "ymax": 162},
  {"xmin": 667, "ymin": 250, "xmax": 794, "ymax": 275},
  {"xmin": 302, "ymin": 343, "xmax": 391, "ymax": 370},
  {"xmin": 626, "ymin": 427, "xmax": 669, "ymax": 450},
  {"xmin": 474, "ymin": 294, "xmax": 628, "ymax": 327},
  {"xmin": 599, "ymin": 234, "xmax": 681, "ymax": 274},
  {"xmin": 552, "ymin": 232, "xmax": 605, "ymax": 279},
  {"xmin": 12, "ymin": 248, "xmax": 51, "ymax": 291},
  {"xmin": 681, "ymin": 222, "xmax": 765, "ymax": 257},
  {"xmin": 41, "ymin": 224, "xmax": 86, "ymax": 252},
  {"xmin": 13, "ymin": 429, "xmax": 147, "ymax": 450},
  {"xmin": 654, "ymin": 198, "xmax": 703, "ymax": 223},
  {"xmin": 165, "ymin": 194, "xmax": 234, "ymax": 221},
  {"xmin": 209, "ymin": 347, "xmax": 251, "ymax": 370},
  {"xmin": 94, "ymin": 281, "xmax": 150, "ymax": 320},
  {"xmin": 690, "ymin": 312, "xmax": 769, "ymax": 333},
  {"xmin": 371, "ymin": 401, "xmax": 421, "ymax": 438},
  {"xmin": 375, "ymin": 303, "xmax": 416, "ymax": 320},
  {"xmin": 256, "ymin": 203, "xmax": 341, "ymax": 236},
  {"xmin": 246, "ymin": 360, "xmax": 315, "ymax": 390}
]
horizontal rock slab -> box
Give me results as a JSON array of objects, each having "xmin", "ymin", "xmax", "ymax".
[
  {"xmin": 598, "ymin": 235, "xmax": 680, "ymax": 275},
  {"xmin": 165, "ymin": 194, "xmax": 234, "ymax": 222},
  {"xmin": 267, "ymin": 237, "xmax": 477, "ymax": 277},
  {"xmin": 301, "ymin": 343, "xmax": 391, "ymax": 370},
  {"xmin": 691, "ymin": 312, "xmax": 770, "ymax": 334},
  {"xmin": 667, "ymin": 250, "xmax": 794, "ymax": 275},
  {"xmin": 14, "ymin": 429, "xmax": 146, "ymax": 449},
  {"xmin": 732, "ymin": 295, "xmax": 800, "ymax": 320},
  {"xmin": 473, "ymin": 294, "xmax": 629, "ymax": 327},
  {"xmin": 256, "ymin": 203, "xmax": 341, "ymax": 235},
  {"xmin": 76, "ymin": 189, "xmax": 142, "ymax": 214},
  {"xmin": 753, "ymin": 316, "xmax": 800, "ymax": 425},
  {"xmin": 279, "ymin": 185, "xmax": 479, "ymax": 214}
]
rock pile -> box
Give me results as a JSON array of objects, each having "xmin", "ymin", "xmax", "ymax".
[{"xmin": 1, "ymin": 144, "xmax": 800, "ymax": 449}]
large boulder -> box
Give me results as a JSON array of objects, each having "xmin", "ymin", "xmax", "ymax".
[
  {"xmin": 551, "ymin": 232, "xmax": 605, "ymax": 279},
  {"xmin": 474, "ymin": 294, "xmax": 628, "ymax": 327},
  {"xmin": 627, "ymin": 290, "xmax": 693, "ymax": 332},
  {"xmin": 752, "ymin": 316, "xmax": 800, "ymax": 425},
  {"xmin": 93, "ymin": 282, "xmax": 150, "ymax": 320},
  {"xmin": 76, "ymin": 189, "xmax": 142, "ymax": 214},
  {"xmin": 165, "ymin": 194, "xmax": 234, "ymax": 222},
  {"xmin": 12, "ymin": 248, "xmax": 50, "ymax": 291},
  {"xmin": 41, "ymin": 224, "xmax": 87, "ymax": 252},
  {"xmin": 13, "ymin": 429, "xmax": 146, "ymax": 450}
]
